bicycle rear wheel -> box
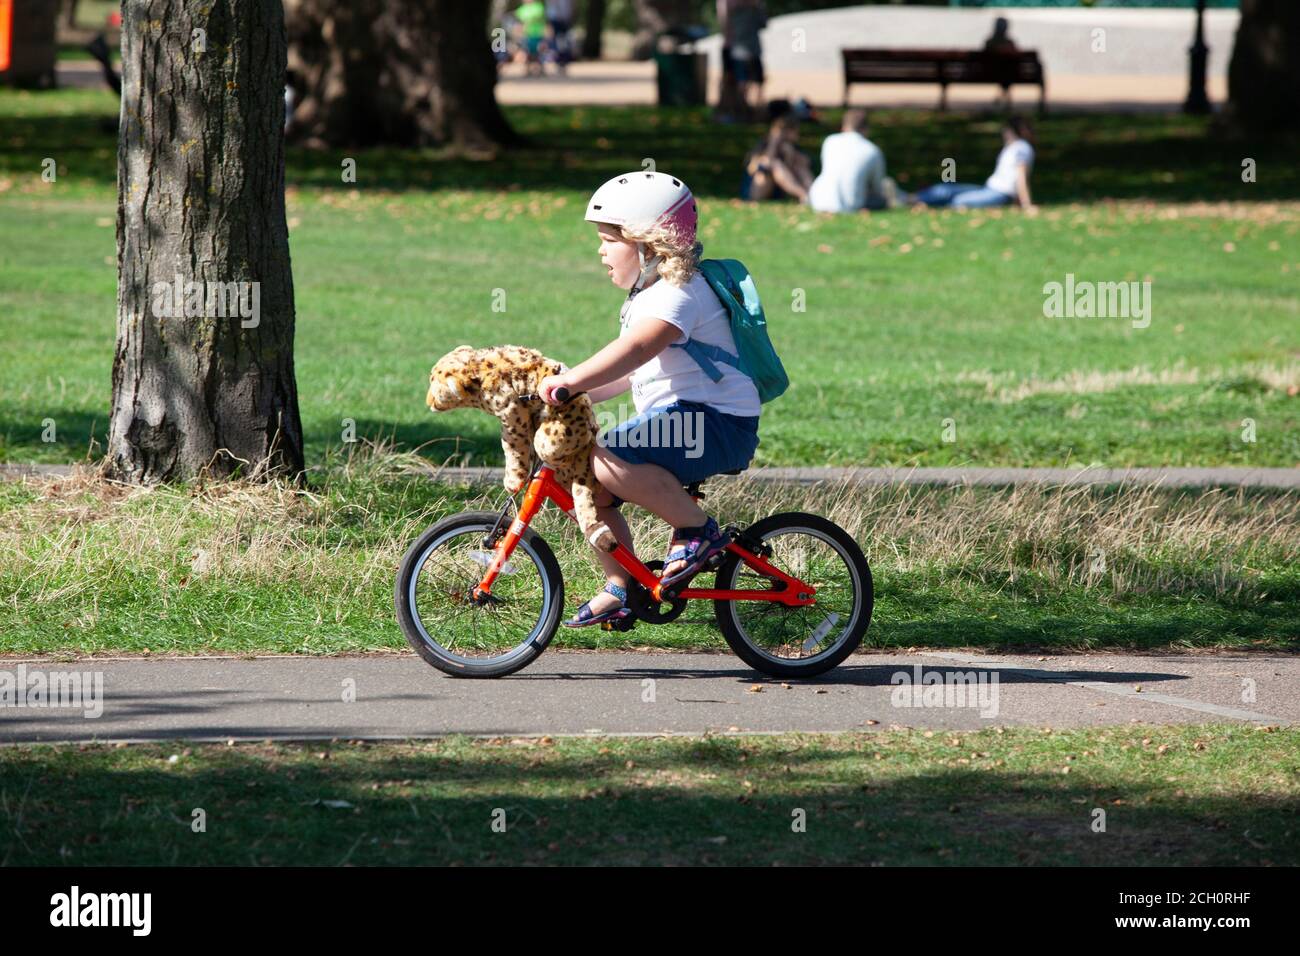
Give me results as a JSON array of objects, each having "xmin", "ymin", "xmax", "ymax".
[
  {"xmin": 395, "ymin": 511, "xmax": 564, "ymax": 678},
  {"xmin": 713, "ymin": 512, "xmax": 872, "ymax": 678}
]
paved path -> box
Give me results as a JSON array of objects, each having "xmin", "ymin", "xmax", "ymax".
[
  {"xmin": 57, "ymin": 58, "xmax": 1224, "ymax": 112},
  {"xmin": 501, "ymin": 7, "xmax": 1236, "ymax": 109},
  {"xmin": 505, "ymin": 5, "xmax": 1239, "ymax": 111},
  {"xmin": 493, "ymin": 63, "xmax": 1227, "ymax": 112},
  {"xmin": 6, "ymin": 463, "xmax": 1298, "ymax": 489},
  {"xmin": 1, "ymin": 651, "xmax": 1292, "ymax": 744}
]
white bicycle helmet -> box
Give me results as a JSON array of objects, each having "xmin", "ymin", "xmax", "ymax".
[{"xmin": 585, "ymin": 171, "xmax": 698, "ymax": 293}]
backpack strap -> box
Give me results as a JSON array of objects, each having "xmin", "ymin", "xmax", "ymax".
[
  {"xmin": 671, "ymin": 261, "xmax": 747, "ymax": 382},
  {"xmin": 671, "ymin": 338, "xmax": 742, "ymax": 382}
]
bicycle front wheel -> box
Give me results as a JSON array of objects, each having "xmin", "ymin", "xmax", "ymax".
[
  {"xmin": 713, "ymin": 512, "xmax": 873, "ymax": 679},
  {"xmin": 395, "ymin": 511, "xmax": 564, "ymax": 678}
]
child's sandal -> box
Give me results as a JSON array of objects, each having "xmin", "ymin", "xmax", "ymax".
[
  {"xmin": 660, "ymin": 517, "xmax": 727, "ymax": 588},
  {"xmin": 563, "ymin": 581, "xmax": 630, "ymax": 628}
]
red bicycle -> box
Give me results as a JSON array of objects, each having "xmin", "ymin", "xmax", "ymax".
[{"xmin": 397, "ymin": 402, "xmax": 872, "ymax": 679}]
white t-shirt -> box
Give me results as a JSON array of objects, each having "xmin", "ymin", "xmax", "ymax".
[
  {"xmin": 807, "ymin": 131, "xmax": 885, "ymax": 213},
  {"xmin": 985, "ymin": 138, "xmax": 1034, "ymax": 197},
  {"xmin": 618, "ymin": 272, "xmax": 762, "ymax": 418}
]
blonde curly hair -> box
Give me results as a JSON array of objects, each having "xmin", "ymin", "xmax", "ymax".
[{"xmin": 619, "ymin": 219, "xmax": 703, "ymax": 288}]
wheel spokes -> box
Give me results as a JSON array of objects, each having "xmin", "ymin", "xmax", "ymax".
[
  {"xmin": 412, "ymin": 529, "xmax": 548, "ymax": 660},
  {"xmin": 730, "ymin": 533, "xmax": 858, "ymax": 660}
]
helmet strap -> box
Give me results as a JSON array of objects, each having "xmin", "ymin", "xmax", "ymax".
[{"xmin": 630, "ymin": 241, "xmax": 662, "ymax": 296}]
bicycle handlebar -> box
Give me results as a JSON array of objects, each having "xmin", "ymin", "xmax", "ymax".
[{"xmin": 521, "ymin": 386, "xmax": 586, "ymax": 404}]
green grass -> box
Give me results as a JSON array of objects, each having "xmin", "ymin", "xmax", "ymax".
[
  {"xmin": 1, "ymin": 93, "xmax": 1295, "ymax": 865},
  {"xmin": 2, "ymin": 454, "xmax": 1296, "ymax": 655},
  {"xmin": 1, "ymin": 90, "xmax": 1298, "ymax": 469},
  {"xmin": 1, "ymin": 725, "xmax": 1295, "ymax": 865}
]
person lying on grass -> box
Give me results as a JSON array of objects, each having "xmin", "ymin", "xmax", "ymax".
[
  {"xmin": 537, "ymin": 171, "xmax": 762, "ymax": 628},
  {"xmin": 913, "ymin": 115, "xmax": 1037, "ymax": 213}
]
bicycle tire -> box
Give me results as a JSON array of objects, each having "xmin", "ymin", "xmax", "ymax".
[
  {"xmin": 395, "ymin": 510, "xmax": 564, "ymax": 678},
  {"xmin": 713, "ymin": 512, "xmax": 873, "ymax": 679}
]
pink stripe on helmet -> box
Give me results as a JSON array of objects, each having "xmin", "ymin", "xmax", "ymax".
[{"xmin": 659, "ymin": 192, "xmax": 698, "ymax": 245}]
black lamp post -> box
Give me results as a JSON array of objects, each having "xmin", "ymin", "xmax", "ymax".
[{"xmin": 1184, "ymin": 0, "xmax": 1211, "ymax": 114}]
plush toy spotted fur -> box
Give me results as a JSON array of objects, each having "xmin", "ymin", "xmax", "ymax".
[{"xmin": 427, "ymin": 345, "xmax": 616, "ymax": 552}]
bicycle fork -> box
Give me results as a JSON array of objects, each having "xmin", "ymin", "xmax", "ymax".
[{"xmin": 472, "ymin": 466, "xmax": 553, "ymax": 602}]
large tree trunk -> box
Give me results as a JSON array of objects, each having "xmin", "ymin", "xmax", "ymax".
[
  {"xmin": 107, "ymin": 0, "xmax": 305, "ymax": 484},
  {"xmin": 1226, "ymin": 0, "xmax": 1300, "ymax": 130},
  {"xmin": 284, "ymin": 0, "xmax": 518, "ymax": 151},
  {"xmin": 581, "ymin": 0, "xmax": 606, "ymax": 60}
]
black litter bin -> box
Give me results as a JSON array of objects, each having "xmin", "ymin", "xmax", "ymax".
[{"xmin": 654, "ymin": 26, "xmax": 709, "ymax": 107}]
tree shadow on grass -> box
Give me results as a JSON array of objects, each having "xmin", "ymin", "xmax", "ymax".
[
  {"xmin": 0, "ymin": 408, "xmax": 500, "ymax": 469},
  {"xmin": 301, "ymin": 416, "xmax": 500, "ymax": 469},
  {"xmin": 0, "ymin": 407, "xmax": 107, "ymax": 464},
  {"xmin": 0, "ymin": 738, "xmax": 1295, "ymax": 865},
  {"xmin": 6, "ymin": 101, "xmax": 1299, "ymax": 201},
  {"xmin": 883, "ymin": 109, "xmax": 1300, "ymax": 202}
]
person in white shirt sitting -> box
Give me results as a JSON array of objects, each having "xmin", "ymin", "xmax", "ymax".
[
  {"xmin": 914, "ymin": 116, "xmax": 1037, "ymax": 212},
  {"xmin": 807, "ymin": 110, "xmax": 896, "ymax": 213}
]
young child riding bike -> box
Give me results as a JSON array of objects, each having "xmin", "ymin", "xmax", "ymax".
[{"xmin": 537, "ymin": 171, "xmax": 763, "ymax": 628}]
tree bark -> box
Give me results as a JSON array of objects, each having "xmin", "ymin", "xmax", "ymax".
[
  {"xmin": 107, "ymin": 0, "xmax": 305, "ymax": 484},
  {"xmin": 581, "ymin": 0, "xmax": 606, "ymax": 61},
  {"xmin": 1226, "ymin": 0, "xmax": 1300, "ymax": 131},
  {"xmin": 284, "ymin": 0, "xmax": 518, "ymax": 151}
]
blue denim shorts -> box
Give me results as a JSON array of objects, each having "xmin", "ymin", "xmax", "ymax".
[{"xmin": 597, "ymin": 400, "xmax": 760, "ymax": 507}]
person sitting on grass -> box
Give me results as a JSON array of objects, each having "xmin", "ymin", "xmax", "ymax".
[
  {"xmin": 913, "ymin": 115, "xmax": 1037, "ymax": 212},
  {"xmin": 536, "ymin": 171, "xmax": 763, "ymax": 628},
  {"xmin": 742, "ymin": 114, "xmax": 813, "ymax": 203},
  {"xmin": 807, "ymin": 109, "xmax": 899, "ymax": 213}
]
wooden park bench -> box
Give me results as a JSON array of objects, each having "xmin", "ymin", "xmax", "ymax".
[{"xmin": 841, "ymin": 48, "xmax": 1046, "ymax": 112}]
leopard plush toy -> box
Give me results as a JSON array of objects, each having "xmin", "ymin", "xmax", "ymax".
[{"xmin": 427, "ymin": 344, "xmax": 617, "ymax": 552}]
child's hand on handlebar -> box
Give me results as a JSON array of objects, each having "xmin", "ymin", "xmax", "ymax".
[{"xmin": 537, "ymin": 375, "xmax": 573, "ymax": 405}]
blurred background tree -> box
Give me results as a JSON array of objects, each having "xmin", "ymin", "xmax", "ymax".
[
  {"xmin": 284, "ymin": 0, "xmax": 518, "ymax": 150},
  {"xmin": 1226, "ymin": 0, "xmax": 1300, "ymax": 130}
]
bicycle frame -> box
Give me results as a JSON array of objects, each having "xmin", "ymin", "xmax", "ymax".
[{"xmin": 474, "ymin": 464, "xmax": 817, "ymax": 610}]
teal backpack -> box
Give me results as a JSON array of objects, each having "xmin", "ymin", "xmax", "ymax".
[{"xmin": 673, "ymin": 258, "xmax": 789, "ymax": 404}]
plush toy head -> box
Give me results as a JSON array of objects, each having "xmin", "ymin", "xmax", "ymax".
[
  {"xmin": 423, "ymin": 344, "xmax": 614, "ymax": 551},
  {"xmin": 426, "ymin": 345, "xmax": 483, "ymax": 412},
  {"xmin": 427, "ymin": 345, "xmax": 565, "ymax": 415}
]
